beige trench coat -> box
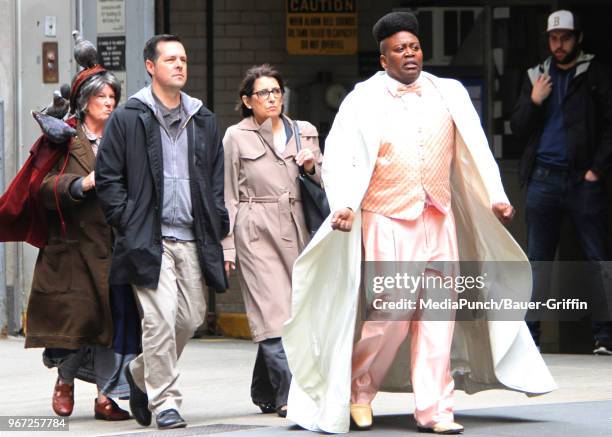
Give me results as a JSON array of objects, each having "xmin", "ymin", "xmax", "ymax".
[{"xmin": 222, "ymin": 115, "xmax": 322, "ymax": 342}]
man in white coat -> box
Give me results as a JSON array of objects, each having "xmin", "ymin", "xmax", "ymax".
[{"xmin": 283, "ymin": 11, "xmax": 557, "ymax": 435}]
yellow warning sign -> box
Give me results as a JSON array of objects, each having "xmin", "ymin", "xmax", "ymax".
[{"xmin": 286, "ymin": 0, "xmax": 357, "ymax": 55}]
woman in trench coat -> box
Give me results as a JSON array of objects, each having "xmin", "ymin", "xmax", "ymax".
[
  {"xmin": 25, "ymin": 65, "xmax": 138, "ymax": 421},
  {"xmin": 222, "ymin": 64, "xmax": 323, "ymax": 417}
]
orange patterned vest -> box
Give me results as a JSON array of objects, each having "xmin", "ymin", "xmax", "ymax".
[{"xmin": 361, "ymin": 80, "xmax": 455, "ymax": 220}]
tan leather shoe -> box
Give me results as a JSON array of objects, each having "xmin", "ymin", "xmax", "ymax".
[
  {"xmin": 52, "ymin": 379, "xmax": 74, "ymax": 417},
  {"xmin": 350, "ymin": 403, "xmax": 373, "ymax": 429},
  {"xmin": 418, "ymin": 421, "xmax": 464, "ymax": 434}
]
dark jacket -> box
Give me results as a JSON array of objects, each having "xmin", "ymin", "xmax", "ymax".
[
  {"xmin": 26, "ymin": 125, "xmax": 114, "ymax": 349},
  {"xmin": 95, "ymin": 89, "xmax": 229, "ymax": 291},
  {"xmin": 510, "ymin": 53, "xmax": 612, "ymax": 185}
]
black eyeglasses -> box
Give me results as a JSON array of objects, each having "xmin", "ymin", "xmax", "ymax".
[{"xmin": 251, "ymin": 87, "xmax": 283, "ymax": 99}]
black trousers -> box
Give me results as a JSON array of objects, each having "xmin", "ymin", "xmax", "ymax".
[
  {"xmin": 526, "ymin": 165, "xmax": 612, "ymax": 346},
  {"xmin": 250, "ymin": 338, "xmax": 292, "ymax": 408}
]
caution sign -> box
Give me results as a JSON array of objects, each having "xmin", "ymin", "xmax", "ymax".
[{"xmin": 286, "ymin": 0, "xmax": 357, "ymax": 55}]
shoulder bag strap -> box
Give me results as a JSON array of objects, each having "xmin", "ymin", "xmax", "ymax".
[{"xmin": 292, "ymin": 120, "xmax": 306, "ymax": 176}]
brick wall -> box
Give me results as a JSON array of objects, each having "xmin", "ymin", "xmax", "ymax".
[
  {"xmin": 168, "ymin": 0, "xmax": 392, "ymax": 313},
  {"xmin": 170, "ymin": 0, "xmax": 391, "ymax": 129}
]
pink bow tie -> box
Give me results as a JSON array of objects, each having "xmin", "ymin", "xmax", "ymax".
[{"xmin": 395, "ymin": 83, "xmax": 422, "ymax": 97}]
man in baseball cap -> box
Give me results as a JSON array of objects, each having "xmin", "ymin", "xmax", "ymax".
[
  {"xmin": 546, "ymin": 9, "xmax": 583, "ymax": 65},
  {"xmin": 511, "ymin": 9, "xmax": 612, "ymax": 356}
]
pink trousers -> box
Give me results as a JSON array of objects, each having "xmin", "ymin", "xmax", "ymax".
[{"xmin": 351, "ymin": 207, "xmax": 459, "ymax": 427}]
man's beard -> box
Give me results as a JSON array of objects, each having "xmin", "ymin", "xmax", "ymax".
[{"xmin": 555, "ymin": 44, "xmax": 581, "ymax": 65}]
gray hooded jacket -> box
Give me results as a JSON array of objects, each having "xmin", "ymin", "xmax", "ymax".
[{"xmin": 131, "ymin": 86, "xmax": 203, "ymax": 240}]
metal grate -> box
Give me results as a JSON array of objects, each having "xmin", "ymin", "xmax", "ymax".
[{"xmin": 105, "ymin": 423, "xmax": 263, "ymax": 437}]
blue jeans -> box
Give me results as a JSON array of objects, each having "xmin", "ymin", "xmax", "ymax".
[{"xmin": 526, "ymin": 164, "xmax": 612, "ymax": 346}]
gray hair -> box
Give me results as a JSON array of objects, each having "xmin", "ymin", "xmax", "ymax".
[{"xmin": 74, "ymin": 71, "xmax": 121, "ymax": 120}]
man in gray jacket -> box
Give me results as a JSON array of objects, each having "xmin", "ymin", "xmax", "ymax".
[{"xmin": 96, "ymin": 34, "xmax": 228, "ymax": 429}]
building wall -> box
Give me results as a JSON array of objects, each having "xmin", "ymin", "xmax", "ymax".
[
  {"xmin": 0, "ymin": 0, "xmax": 75, "ymax": 333},
  {"xmin": 0, "ymin": 0, "xmax": 17, "ymax": 334},
  {"xmin": 0, "ymin": 0, "xmax": 17, "ymax": 191},
  {"xmin": 170, "ymin": 0, "xmax": 392, "ymax": 131}
]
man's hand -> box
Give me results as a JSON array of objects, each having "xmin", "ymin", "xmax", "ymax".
[
  {"xmin": 492, "ymin": 203, "xmax": 515, "ymax": 225},
  {"xmin": 82, "ymin": 171, "xmax": 95, "ymax": 192},
  {"xmin": 531, "ymin": 74, "xmax": 552, "ymax": 106},
  {"xmin": 331, "ymin": 207, "xmax": 354, "ymax": 232},
  {"xmin": 585, "ymin": 169, "xmax": 600, "ymax": 182},
  {"xmin": 224, "ymin": 261, "xmax": 236, "ymax": 279},
  {"xmin": 295, "ymin": 148, "xmax": 315, "ymax": 174}
]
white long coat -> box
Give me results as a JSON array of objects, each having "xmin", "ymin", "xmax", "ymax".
[{"xmin": 282, "ymin": 72, "xmax": 557, "ymax": 434}]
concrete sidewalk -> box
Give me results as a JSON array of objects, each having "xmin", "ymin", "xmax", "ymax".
[{"xmin": 0, "ymin": 336, "xmax": 610, "ymax": 436}]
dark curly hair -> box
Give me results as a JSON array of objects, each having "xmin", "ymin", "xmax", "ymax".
[{"xmin": 236, "ymin": 64, "xmax": 285, "ymax": 118}]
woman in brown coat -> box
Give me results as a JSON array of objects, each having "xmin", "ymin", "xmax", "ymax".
[
  {"xmin": 222, "ymin": 64, "xmax": 323, "ymax": 417},
  {"xmin": 25, "ymin": 66, "xmax": 133, "ymax": 421}
]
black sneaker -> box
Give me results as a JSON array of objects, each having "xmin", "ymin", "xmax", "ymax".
[
  {"xmin": 593, "ymin": 341, "xmax": 612, "ymax": 355},
  {"xmin": 156, "ymin": 408, "xmax": 187, "ymax": 429},
  {"xmin": 124, "ymin": 364, "xmax": 152, "ymax": 426}
]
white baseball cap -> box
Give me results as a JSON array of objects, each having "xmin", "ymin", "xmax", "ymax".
[{"xmin": 547, "ymin": 10, "xmax": 575, "ymax": 32}]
